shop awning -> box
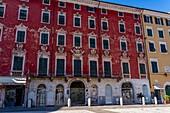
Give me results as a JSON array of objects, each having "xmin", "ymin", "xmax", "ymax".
[
  {"xmin": 0, "ymin": 77, "xmax": 26, "ymax": 85},
  {"xmin": 154, "ymin": 85, "xmax": 164, "ymax": 90}
]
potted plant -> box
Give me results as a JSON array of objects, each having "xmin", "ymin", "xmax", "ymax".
[
  {"xmin": 163, "ymin": 95, "xmax": 170, "ymax": 104},
  {"xmin": 137, "ymin": 93, "xmax": 144, "ymax": 103}
]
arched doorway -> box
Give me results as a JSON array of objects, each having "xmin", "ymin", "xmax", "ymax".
[
  {"xmin": 165, "ymin": 85, "xmax": 170, "ymax": 96},
  {"xmin": 37, "ymin": 84, "xmax": 46, "ymax": 106},
  {"xmin": 56, "ymin": 84, "xmax": 64, "ymax": 105},
  {"xmin": 90, "ymin": 84, "xmax": 98, "ymax": 105},
  {"xmin": 142, "ymin": 85, "xmax": 149, "ymax": 102},
  {"xmin": 105, "ymin": 84, "xmax": 112, "ymax": 104},
  {"xmin": 122, "ymin": 82, "xmax": 133, "ymax": 104},
  {"xmin": 70, "ymin": 81, "xmax": 85, "ymax": 105}
]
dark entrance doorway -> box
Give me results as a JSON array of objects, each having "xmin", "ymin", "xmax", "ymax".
[
  {"xmin": 70, "ymin": 81, "xmax": 85, "ymax": 105},
  {"xmin": 121, "ymin": 82, "xmax": 133, "ymax": 104}
]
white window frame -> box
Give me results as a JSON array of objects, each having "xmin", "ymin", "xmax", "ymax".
[
  {"xmin": 74, "ymin": 15, "xmax": 81, "ymax": 28},
  {"xmin": 41, "ymin": 11, "xmax": 50, "ymax": 24},
  {"xmin": 101, "ymin": 20, "xmax": 108, "ymax": 31},
  {"xmin": 118, "ymin": 12, "xmax": 124, "ymax": 17},
  {"xmin": 157, "ymin": 28, "xmax": 164, "ymax": 38},
  {"xmin": 101, "ymin": 8, "xmax": 107, "ymax": 15},
  {"xmin": 11, "ymin": 54, "xmax": 25, "ymax": 76},
  {"xmin": 18, "ymin": 7, "xmax": 28, "ymax": 21},
  {"xmin": 146, "ymin": 26, "xmax": 153, "ymax": 37},
  {"xmin": 88, "ymin": 18, "xmax": 96, "ymax": 29},
  {"xmin": 58, "ymin": 1, "xmax": 66, "ymax": 8},
  {"xmin": 137, "ymin": 42, "xmax": 143, "ymax": 52},
  {"xmin": 138, "ymin": 62, "xmax": 147, "ymax": 75},
  {"xmin": 0, "ymin": 5, "xmax": 6, "ymax": 18},
  {"xmin": 42, "ymin": 0, "xmax": 50, "ymax": 5},
  {"xmin": 55, "ymin": 57, "xmax": 66, "ymax": 76},
  {"xmin": 134, "ymin": 14, "xmax": 139, "ymax": 19},
  {"xmin": 57, "ymin": 33, "xmax": 66, "ymax": 46},
  {"xmin": 0, "ymin": 27, "xmax": 2, "ymax": 41},
  {"xmin": 73, "ymin": 57, "xmax": 83, "ymax": 76},
  {"xmin": 15, "ymin": 29, "xmax": 27, "ymax": 43},
  {"xmin": 58, "ymin": 14, "xmax": 66, "ymax": 26},
  {"xmin": 121, "ymin": 61, "xmax": 131, "ymax": 78},
  {"xmin": 102, "ymin": 38, "xmax": 110, "ymax": 50},
  {"xmin": 135, "ymin": 25, "xmax": 141, "ymax": 35},
  {"xmin": 89, "ymin": 59, "xmax": 98, "ymax": 77},
  {"xmin": 119, "ymin": 23, "xmax": 125, "ymax": 33},
  {"xmin": 150, "ymin": 58, "xmax": 159, "ymax": 73},
  {"xmin": 159, "ymin": 41, "xmax": 167, "ymax": 54},
  {"xmin": 120, "ymin": 40, "xmax": 127, "ymax": 51},
  {"xmin": 74, "ymin": 4, "xmax": 81, "ymax": 10},
  {"xmin": 103, "ymin": 60, "xmax": 112, "ymax": 77},
  {"xmin": 73, "ymin": 35, "xmax": 82, "ymax": 47},
  {"xmin": 37, "ymin": 56, "xmax": 49, "ymax": 76},
  {"xmin": 145, "ymin": 15, "xmax": 152, "ymax": 23},
  {"xmin": 89, "ymin": 37, "xmax": 96, "ymax": 49},
  {"xmin": 148, "ymin": 40, "xmax": 156, "ymax": 53},
  {"xmin": 40, "ymin": 31, "xmax": 49, "ymax": 45}
]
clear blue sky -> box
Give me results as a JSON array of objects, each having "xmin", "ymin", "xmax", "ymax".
[{"xmin": 100, "ymin": 0, "xmax": 170, "ymax": 13}]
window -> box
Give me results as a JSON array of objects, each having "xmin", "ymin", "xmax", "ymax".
[
  {"xmin": 104, "ymin": 61, "xmax": 111, "ymax": 78},
  {"xmin": 0, "ymin": 5, "xmax": 5, "ymax": 18},
  {"xmin": 74, "ymin": 4, "xmax": 80, "ymax": 10},
  {"xmin": 89, "ymin": 37, "xmax": 96, "ymax": 48},
  {"xmin": 137, "ymin": 42, "xmax": 143, "ymax": 52},
  {"xmin": 122, "ymin": 62, "xmax": 130, "ymax": 74},
  {"xmin": 139, "ymin": 63, "xmax": 146, "ymax": 74},
  {"xmin": 149, "ymin": 41, "xmax": 156, "ymax": 52},
  {"xmin": 56, "ymin": 59, "xmax": 65, "ymax": 76},
  {"xmin": 0, "ymin": 28, "xmax": 2, "ymax": 41},
  {"xmin": 38, "ymin": 57, "xmax": 48, "ymax": 76},
  {"xmin": 121, "ymin": 40, "xmax": 127, "ymax": 51},
  {"xmin": 12, "ymin": 56, "xmax": 24, "ymax": 71},
  {"xmin": 89, "ymin": 18, "xmax": 95, "ymax": 29},
  {"xmin": 18, "ymin": 8, "xmax": 28, "ymax": 20},
  {"xmin": 58, "ymin": 14, "xmax": 65, "ymax": 25},
  {"xmin": 57, "ymin": 34, "xmax": 65, "ymax": 46},
  {"xmin": 40, "ymin": 32, "xmax": 49, "ymax": 45},
  {"xmin": 74, "ymin": 16, "xmax": 81, "ymax": 27},
  {"xmin": 135, "ymin": 25, "xmax": 141, "ymax": 35},
  {"xmin": 90, "ymin": 61, "xmax": 97, "ymax": 77},
  {"xmin": 42, "ymin": 11, "xmax": 50, "ymax": 23},
  {"xmin": 166, "ymin": 19, "xmax": 170, "ymax": 26},
  {"xmin": 59, "ymin": 1, "xmax": 65, "ymax": 7},
  {"xmin": 144, "ymin": 15, "xmax": 153, "ymax": 23},
  {"xmin": 168, "ymin": 30, "xmax": 170, "ymax": 39},
  {"xmin": 74, "ymin": 59, "xmax": 81, "ymax": 77},
  {"xmin": 159, "ymin": 42, "xmax": 167, "ymax": 53},
  {"xmin": 16, "ymin": 30, "xmax": 26, "ymax": 43},
  {"xmin": 74, "ymin": 35, "xmax": 81, "ymax": 47},
  {"xmin": 102, "ymin": 20, "xmax": 108, "ymax": 31},
  {"xmin": 155, "ymin": 17, "xmax": 163, "ymax": 25},
  {"xmin": 118, "ymin": 12, "xmax": 124, "ymax": 17},
  {"xmin": 87, "ymin": 6, "xmax": 96, "ymax": 12},
  {"xmin": 146, "ymin": 27, "xmax": 153, "ymax": 37},
  {"xmin": 102, "ymin": 39, "xmax": 109, "ymax": 49},
  {"xmin": 43, "ymin": 0, "xmax": 50, "ymax": 5},
  {"xmin": 150, "ymin": 59, "xmax": 159, "ymax": 73},
  {"xmin": 158, "ymin": 28, "xmax": 164, "ymax": 38},
  {"xmin": 134, "ymin": 14, "xmax": 139, "ymax": 19},
  {"xmin": 101, "ymin": 8, "xmax": 107, "ymax": 14},
  {"xmin": 119, "ymin": 23, "xmax": 125, "ymax": 33}
]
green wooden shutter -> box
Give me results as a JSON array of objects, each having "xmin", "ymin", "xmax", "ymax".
[
  {"xmin": 135, "ymin": 26, "xmax": 141, "ymax": 34},
  {"xmin": 0, "ymin": 29, "xmax": 1, "ymax": 39},
  {"xmin": 86, "ymin": 6, "xmax": 89, "ymax": 11},
  {"xmin": 89, "ymin": 19, "xmax": 95, "ymax": 28},
  {"xmin": 0, "ymin": 6, "xmax": 4, "ymax": 17},
  {"xmin": 90, "ymin": 61, "xmax": 97, "ymax": 77},
  {"xmin": 74, "ymin": 60, "xmax": 81, "ymax": 77},
  {"xmin": 160, "ymin": 44, "xmax": 167, "ymax": 53},
  {"xmin": 17, "ymin": 31, "xmax": 25, "ymax": 42},
  {"xmin": 103, "ymin": 39, "xmax": 109, "ymax": 49},
  {"xmin": 90, "ymin": 38, "xmax": 95, "ymax": 48},
  {"xmin": 13, "ymin": 56, "xmax": 23, "ymax": 71},
  {"xmin": 139, "ymin": 63, "xmax": 146, "ymax": 74},
  {"xmin": 121, "ymin": 41, "xmax": 126, "ymax": 51},
  {"xmin": 158, "ymin": 30, "xmax": 164, "ymax": 38},
  {"xmin": 150, "ymin": 16, "xmax": 153, "ymax": 23},
  {"xmin": 120, "ymin": 24, "xmax": 125, "ymax": 32},
  {"xmin": 20, "ymin": 9, "xmax": 27, "ymax": 20},
  {"xmin": 74, "ymin": 36, "xmax": 80, "ymax": 47},
  {"xmin": 147, "ymin": 29, "xmax": 152, "ymax": 36},
  {"xmin": 144, "ymin": 15, "xmax": 147, "ymax": 22},
  {"xmin": 59, "ymin": 15, "xmax": 65, "ymax": 25},
  {"xmin": 122, "ymin": 62, "xmax": 129, "ymax": 74},
  {"xmin": 38, "ymin": 58, "xmax": 48, "ymax": 76},
  {"xmin": 43, "ymin": 13, "xmax": 49, "ymax": 23},
  {"xmin": 56, "ymin": 59, "xmax": 65, "ymax": 76},
  {"xmin": 104, "ymin": 61, "xmax": 111, "ymax": 78},
  {"xmin": 149, "ymin": 43, "xmax": 155, "ymax": 52},
  {"xmin": 75, "ymin": 17, "xmax": 80, "ymax": 27},
  {"xmin": 137, "ymin": 43, "xmax": 143, "ymax": 52},
  {"xmin": 58, "ymin": 35, "xmax": 65, "ymax": 45},
  {"xmin": 75, "ymin": 4, "xmax": 80, "ymax": 9},
  {"xmin": 41, "ymin": 33, "xmax": 48, "ymax": 44},
  {"xmin": 151, "ymin": 61, "xmax": 158, "ymax": 73},
  {"xmin": 102, "ymin": 21, "xmax": 108, "ymax": 30}
]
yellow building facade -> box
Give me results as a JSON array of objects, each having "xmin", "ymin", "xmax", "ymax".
[{"xmin": 142, "ymin": 10, "xmax": 170, "ymax": 103}]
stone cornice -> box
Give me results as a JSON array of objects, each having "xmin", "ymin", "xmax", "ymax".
[
  {"xmin": 101, "ymin": 33, "xmax": 110, "ymax": 39},
  {"xmin": 58, "ymin": 10, "xmax": 66, "ymax": 14},
  {"xmin": 143, "ymin": 10, "xmax": 170, "ymax": 19},
  {"xmin": 18, "ymin": 4, "xmax": 29, "ymax": 8},
  {"xmin": 135, "ymin": 37, "xmax": 143, "ymax": 42},
  {"xmin": 42, "ymin": 7, "xmax": 51, "ymax": 12},
  {"xmin": 88, "ymin": 14, "xmax": 96, "ymax": 19},
  {"xmin": 56, "ymin": 28, "xmax": 67, "ymax": 34},
  {"xmin": 38, "ymin": 26, "xmax": 51, "ymax": 32},
  {"xmin": 87, "ymin": 32, "xmax": 97, "ymax": 37},
  {"xmin": 14, "ymin": 23, "xmax": 28, "ymax": 30},
  {"xmin": 12, "ymin": 44, "xmax": 27, "ymax": 55},
  {"xmin": 71, "ymin": 30, "xmax": 83, "ymax": 36},
  {"xmin": 74, "ymin": 12, "xmax": 82, "ymax": 16}
]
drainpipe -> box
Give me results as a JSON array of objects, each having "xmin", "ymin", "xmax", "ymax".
[
  {"xmin": 97, "ymin": 1, "xmax": 102, "ymax": 77},
  {"xmin": 140, "ymin": 9, "xmax": 151, "ymax": 88}
]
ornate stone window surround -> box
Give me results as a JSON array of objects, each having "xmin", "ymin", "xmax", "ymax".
[
  {"xmin": 88, "ymin": 32, "xmax": 97, "ymax": 49},
  {"xmin": 73, "ymin": 12, "xmax": 81, "ymax": 28},
  {"xmin": 72, "ymin": 30, "xmax": 83, "ymax": 48},
  {"xmin": 101, "ymin": 17, "xmax": 109, "ymax": 31},
  {"xmin": 89, "ymin": 36, "xmax": 97, "ymax": 49},
  {"xmin": 136, "ymin": 41, "xmax": 143, "ymax": 53},
  {"xmin": 0, "ymin": 1, "xmax": 7, "ymax": 18},
  {"xmin": 119, "ymin": 19, "xmax": 126, "ymax": 33},
  {"xmin": 102, "ymin": 58, "xmax": 112, "ymax": 77},
  {"xmin": 37, "ymin": 55, "xmax": 49, "ymax": 76},
  {"xmin": 120, "ymin": 40, "xmax": 127, "ymax": 51},
  {"xmin": 88, "ymin": 57, "xmax": 99, "ymax": 77},
  {"xmin": 0, "ymin": 23, "xmax": 4, "ymax": 41},
  {"xmin": 18, "ymin": 4, "xmax": 29, "ymax": 21},
  {"xmin": 88, "ymin": 14, "xmax": 96, "ymax": 29},
  {"xmin": 138, "ymin": 53, "xmax": 147, "ymax": 78},
  {"xmin": 58, "ymin": 10, "xmax": 66, "ymax": 26},
  {"xmin": 55, "ymin": 54, "xmax": 66, "ymax": 76},
  {"xmin": 38, "ymin": 26, "xmax": 51, "ymax": 45},
  {"xmin": 72, "ymin": 56, "xmax": 83, "ymax": 76},
  {"xmin": 14, "ymin": 23, "xmax": 28, "ymax": 43},
  {"xmin": 102, "ymin": 38, "xmax": 110, "ymax": 50},
  {"xmin": 41, "ymin": 7, "xmax": 51, "ymax": 24}
]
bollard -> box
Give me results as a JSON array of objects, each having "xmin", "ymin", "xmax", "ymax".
[
  {"xmin": 154, "ymin": 97, "xmax": 157, "ymax": 105},
  {"xmin": 142, "ymin": 97, "xmax": 145, "ymax": 105},
  {"xmin": 28, "ymin": 99, "xmax": 31, "ymax": 108},
  {"xmin": 88, "ymin": 98, "xmax": 91, "ymax": 107},
  {"xmin": 68, "ymin": 98, "xmax": 71, "ymax": 107},
  {"xmin": 120, "ymin": 97, "xmax": 123, "ymax": 106}
]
